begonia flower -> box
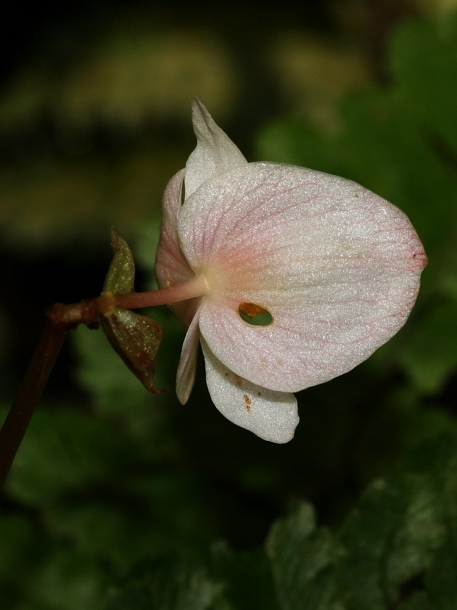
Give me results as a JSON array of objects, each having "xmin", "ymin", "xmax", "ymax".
[{"xmin": 154, "ymin": 98, "xmax": 427, "ymax": 443}]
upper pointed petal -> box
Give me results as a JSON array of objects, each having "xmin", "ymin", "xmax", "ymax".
[
  {"xmin": 185, "ymin": 98, "xmax": 247, "ymax": 200},
  {"xmin": 201, "ymin": 339, "xmax": 299, "ymax": 443},
  {"xmin": 179, "ymin": 162, "xmax": 427, "ymax": 392}
]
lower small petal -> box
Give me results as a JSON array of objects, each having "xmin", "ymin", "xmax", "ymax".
[
  {"xmin": 176, "ymin": 312, "xmax": 200, "ymax": 404},
  {"xmin": 201, "ymin": 338, "xmax": 299, "ymax": 443}
]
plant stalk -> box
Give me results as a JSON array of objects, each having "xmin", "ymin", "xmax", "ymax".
[{"xmin": 0, "ymin": 320, "xmax": 68, "ymax": 489}]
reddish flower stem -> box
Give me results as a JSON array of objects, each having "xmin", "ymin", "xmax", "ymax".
[
  {"xmin": 111, "ymin": 275, "xmax": 208, "ymax": 311},
  {"xmin": 0, "ymin": 276, "xmax": 206, "ymax": 489},
  {"xmin": 0, "ymin": 296, "xmax": 105, "ymax": 489}
]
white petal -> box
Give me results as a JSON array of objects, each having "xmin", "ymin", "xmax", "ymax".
[
  {"xmin": 180, "ymin": 162, "xmax": 427, "ymax": 392},
  {"xmin": 185, "ymin": 98, "xmax": 247, "ymax": 200},
  {"xmin": 154, "ymin": 169, "xmax": 200, "ymax": 326},
  {"xmin": 176, "ymin": 312, "xmax": 200, "ymax": 404},
  {"xmin": 201, "ymin": 339, "xmax": 299, "ymax": 443}
]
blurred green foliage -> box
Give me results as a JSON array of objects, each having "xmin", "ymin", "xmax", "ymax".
[
  {"xmin": 101, "ymin": 434, "xmax": 457, "ymax": 609},
  {"xmin": 2, "ymin": 9, "xmax": 457, "ymax": 610}
]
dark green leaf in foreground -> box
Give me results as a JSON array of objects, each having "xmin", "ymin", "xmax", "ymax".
[
  {"xmin": 338, "ymin": 475, "xmax": 444, "ymax": 610},
  {"xmin": 266, "ymin": 503, "xmax": 343, "ymax": 610},
  {"xmin": 96, "ymin": 427, "xmax": 457, "ymax": 610},
  {"xmin": 395, "ymin": 591, "xmax": 432, "ymax": 610},
  {"xmin": 399, "ymin": 301, "xmax": 457, "ymax": 394},
  {"xmin": 389, "ymin": 16, "xmax": 457, "ymax": 157},
  {"xmin": 410, "ymin": 435, "xmax": 457, "ymax": 610},
  {"xmin": 425, "ymin": 539, "xmax": 457, "ymax": 610},
  {"xmin": 104, "ymin": 558, "xmax": 223, "ymax": 610},
  {"xmin": 211, "ymin": 541, "xmax": 279, "ymax": 610},
  {"xmin": 407, "ymin": 434, "xmax": 457, "ymax": 548}
]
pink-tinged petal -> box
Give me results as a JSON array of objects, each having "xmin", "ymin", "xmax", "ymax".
[
  {"xmin": 176, "ymin": 311, "xmax": 200, "ymax": 404},
  {"xmin": 155, "ymin": 169, "xmax": 200, "ymax": 325},
  {"xmin": 185, "ymin": 98, "xmax": 247, "ymax": 200},
  {"xmin": 179, "ymin": 162, "xmax": 427, "ymax": 392},
  {"xmin": 201, "ymin": 338, "xmax": 299, "ymax": 443}
]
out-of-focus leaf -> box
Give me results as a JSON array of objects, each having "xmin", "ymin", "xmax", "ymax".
[
  {"xmin": 30, "ymin": 547, "xmax": 105, "ymax": 610},
  {"xmin": 7, "ymin": 406, "xmax": 130, "ymax": 505},
  {"xmin": 47, "ymin": 469, "xmax": 217, "ymax": 566},
  {"xmin": 406, "ymin": 435, "xmax": 457, "ymax": 609},
  {"xmin": 399, "ymin": 301, "xmax": 457, "ymax": 394},
  {"xmin": 389, "ymin": 17, "xmax": 457, "ymax": 156},
  {"xmin": 426, "ymin": 539, "xmax": 457, "ymax": 610},
  {"xmin": 211, "ymin": 541, "xmax": 279, "ymax": 610},
  {"xmin": 74, "ymin": 313, "xmax": 181, "ymax": 443},
  {"xmin": 266, "ymin": 503, "xmax": 342, "ymax": 610},
  {"xmin": 338, "ymin": 475, "xmax": 444, "ymax": 610},
  {"xmin": 0, "ymin": 515, "xmax": 38, "ymax": 605},
  {"xmin": 406, "ymin": 434, "xmax": 457, "ymax": 531},
  {"xmin": 104, "ymin": 558, "xmax": 223, "ymax": 610},
  {"xmin": 396, "ymin": 592, "xmax": 432, "ymax": 610},
  {"xmin": 133, "ymin": 216, "xmax": 162, "ymax": 290},
  {"xmin": 403, "ymin": 408, "xmax": 457, "ymax": 450},
  {"xmin": 75, "ymin": 324, "xmax": 156, "ymax": 416}
]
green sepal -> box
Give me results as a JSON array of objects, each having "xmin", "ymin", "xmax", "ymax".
[
  {"xmin": 100, "ymin": 308, "xmax": 163, "ymax": 394},
  {"xmin": 103, "ymin": 225, "xmax": 135, "ymax": 295},
  {"xmin": 101, "ymin": 225, "xmax": 163, "ymax": 394}
]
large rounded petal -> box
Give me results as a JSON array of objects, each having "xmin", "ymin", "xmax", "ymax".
[
  {"xmin": 179, "ymin": 162, "xmax": 427, "ymax": 392},
  {"xmin": 201, "ymin": 339, "xmax": 299, "ymax": 443},
  {"xmin": 154, "ymin": 169, "xmax": 200, "ymax": 325},
  {"xmin": 185, "ymin": 98, "xmax": 247, "ymax": 200}
]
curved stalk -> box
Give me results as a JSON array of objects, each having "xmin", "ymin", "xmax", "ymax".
[{"xmin": 0, "ymin": 320, "xmax": 68, "ymax": 489}]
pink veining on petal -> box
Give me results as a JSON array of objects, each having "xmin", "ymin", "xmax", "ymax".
[
  {"xmin": 155, "ymin": 100, "xmax": 427, "ymax": 442},
  {"xmin": 155, "ymin": 169, "xmax": 200, "ymax": 326},
  {"xmin": 178, "ymin": 162, "xmax": 426, "ymax": 392}
]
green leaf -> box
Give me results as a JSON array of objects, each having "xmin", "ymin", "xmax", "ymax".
[
  {"xmin": 338, "ymin": 475, "xmax": 445, "ymax": 610},
  {"xmin": 211, "ymin": 541, "xmax": 279, "ymax": 610},
  {"xmin": 73, "ymin": 317, "xmax": 180, "ymax": 441},
  {"xmin": 0, "ymin": 515, "xmax": 38, "ymax": 605},
  {"xmin": 30, "ymin": 547, "xmax": 105, "ymax": 610},
  {"xmin": 389, "ymin": 17, "xmax": 457, "ymax": 156},
  {"xmin": 396, "ymin": 591, "xmax": 433, "ymax": 610},
  {"xmin": 399, "ymin": 301, "xmax": 457, "ymax": 394},
  {"xmin": 266, "ymin": 503, "xmax": 343, "ymax": 610},
  {"xmin": 74, "ymin": 324, "xmax": 157, "ymax": 417},
  {"xmin": 406, "ymin": 434, "xmax": 457, "ymax": 535},
  {"xmin": 6, "ymin": 406, "xmax": 127, "ymax": 505},
  {"xmin": 104, "ymin": 558, "xmax": 223, "ymax": 610},
  {"xmin": 426, "ymin": 539, "xmax": 457, "ymax": 610}
]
